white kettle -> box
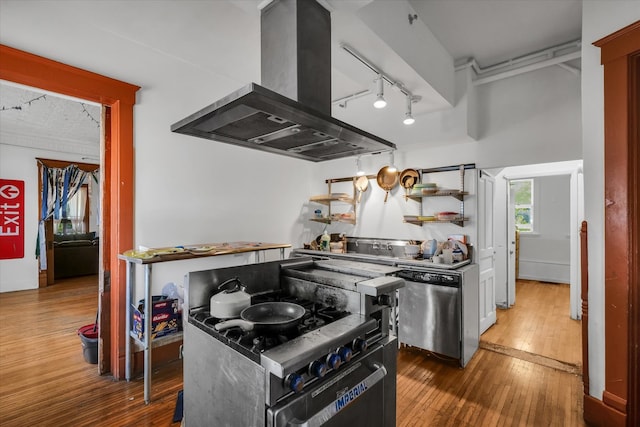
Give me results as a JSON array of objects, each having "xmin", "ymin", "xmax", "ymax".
[{"xmin": 209, "ymin": 277, "xmax": 251, "ymax": 319}]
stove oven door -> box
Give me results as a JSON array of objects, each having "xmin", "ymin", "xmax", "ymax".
[{"xmin": 267, "ymin": 344, "xmax": 391, "ymax": 427}]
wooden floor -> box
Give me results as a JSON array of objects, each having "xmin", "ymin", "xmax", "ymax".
[
  {"xmin": 397, "ymin": 279, "xmax": 585, "ymax": 426},
  {"xmin": 481, "ymin": 279, "xmax": 582, "ymax": 366},
  {"xmin": 0, "ymin": 276, "xmax": 182, "ymax": 427},
  {"xmin": 0, "ymin": 277, "xmax": 584, "ymax": 426}
]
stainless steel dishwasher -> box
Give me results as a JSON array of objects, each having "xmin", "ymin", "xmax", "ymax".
[{"xmin": 396, "ymin": 263, "xmax": 479, "ymax": 367}]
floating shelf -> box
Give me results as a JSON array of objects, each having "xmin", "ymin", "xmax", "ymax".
[
  {"xmin": 405, "ymin": 189, "xmax": 469, "ymax": 202},
  {"xmin": 309, "ymin": 180, "xmax": 358, "ymax": 225},
  {"xmin": 403, "ymin": 216, "xmax": 469, "ymax": 227}
]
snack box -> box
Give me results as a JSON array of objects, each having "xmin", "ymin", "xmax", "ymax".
[{"xmin": 132, "ymin": 297, "xmax": 179, "ymax": 340}]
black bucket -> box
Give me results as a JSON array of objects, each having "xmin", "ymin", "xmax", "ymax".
[{"xmin": 78, "ymin": 324, "xmax": 98, "ymax": 364}]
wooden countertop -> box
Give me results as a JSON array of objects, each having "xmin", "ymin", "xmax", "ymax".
[{"xmin": 118, "ymin": 241, "xmax": 291, "ymax": 264}]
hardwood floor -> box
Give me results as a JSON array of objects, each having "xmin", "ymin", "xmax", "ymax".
[
  {"xmin": 397, "ymin": 347, "xmax": 584, "ymax": 427},
  {"xmin": 0, "ymin": 276, "xmax": 182, "ymax": 427},
  {"xmin": 0, "ymin": 277, "xmax": 584, "ymax": 426},
  {"xmin": 396, "ymin": 279, "xmax": 584, "ymax": 426},
  {"xmin": 481, "ymin": 279, "xmax": 582, "ymax": 366}
]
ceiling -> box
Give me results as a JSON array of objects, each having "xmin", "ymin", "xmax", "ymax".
[
  {"xmin": 0, "ymin": 82, "xmax": 101, "ymax": 145},
  {"xmin": 0, "ymin": 0, "xmax": 582, "ymax": 152}
]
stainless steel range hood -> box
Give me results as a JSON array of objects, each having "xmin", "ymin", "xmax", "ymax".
[{"xmin": 171, "ymin": 0, "xmax": 395, "ymax": 162}]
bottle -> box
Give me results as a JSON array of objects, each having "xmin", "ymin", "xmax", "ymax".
[{"xmin": 320, "ymin": 230, "xmax": 331, "ymax": 251}]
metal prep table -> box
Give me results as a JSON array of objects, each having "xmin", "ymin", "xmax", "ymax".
[{"xmin": 118, "ymin": 242, "xmax": 290, "ymax": 403}]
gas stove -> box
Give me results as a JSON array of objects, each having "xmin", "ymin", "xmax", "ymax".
[
  {"xmin": 188, "ymin": 292, "xmax": 350, "ymax": 363},
  {"xmin": 183, "ymin": 257, "xmax": 404, "ymax": 427}
]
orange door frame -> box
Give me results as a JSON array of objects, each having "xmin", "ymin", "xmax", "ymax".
[
  {"xmin": 0, "ymin": 44, "xmax": 138, "ymax": 379},
  {"xmin": 588, "ymin": 20, "xmax": 640, "ymax": 427}
]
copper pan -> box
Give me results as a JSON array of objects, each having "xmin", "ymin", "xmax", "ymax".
[
  {"xmin": 399, "ymin": 168, "xmax": 420, "ymax": 196},
  {"xmin": 376, "ymin": 166, "xmax": 399, "ymax": 203},
  {"xmin": 355, "ymin": 175, "xmax": 369, "ymax": 203}
]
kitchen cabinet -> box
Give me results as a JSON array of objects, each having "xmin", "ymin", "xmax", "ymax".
[
  {"xmin": 403, "ymin": 164, "xmax": 474, "ymax": 227},
  {"xmin": 309, "ymin": 176, "xmax": 360, "ymax": 224}
]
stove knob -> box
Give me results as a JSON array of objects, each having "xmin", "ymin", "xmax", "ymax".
[
  {"xmin": 286, "ymin": 373, "xmax": 304, "ymax": 393},
  {"xmin": 326, "ymin": 353, "xmax": 342, "ymax": 370},
  {"xmin": 337, "ymin": 346, "xmax": 352, "ymax": 363},
  {"xmin": 377, "ymin": 294, "xmax": 391, "ymax": 306},
  {"xmin": 308, "ymin": 360, "xmax": 327, "ymax": 379},
  {"xmin": 352, "ymin": 338, "xmax": 368, "ymax": 353}
]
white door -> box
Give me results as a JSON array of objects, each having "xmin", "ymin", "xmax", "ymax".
[
  {"xmin": 507, "ymin": 184, "xmax": 516, "ymax": 307},
  {"xmin": 478, "ymin": 170, "xmax": 496, "ymax": 334}
]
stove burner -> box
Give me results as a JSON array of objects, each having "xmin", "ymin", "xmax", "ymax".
[
  {"xmin": 303, "ymin": 316, "xmax": 326, "ymax": 329},
  {"xmin": 189, "ymin": 292, "xmax": 351, "ymax": 362}
]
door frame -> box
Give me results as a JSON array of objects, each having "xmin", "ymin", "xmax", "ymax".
[
  {"xmin": 0, "ymin": 44, "xmax": 138, "ymax": 379},
  {"xmin": 36, "ymin": 158, "xmax": 99, "ymax": 286},
  {"xmin": 589, "ymin": 21, "xmax": 640, "ymax": 427}
]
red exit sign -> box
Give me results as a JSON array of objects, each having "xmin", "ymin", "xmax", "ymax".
[{"xmin": 0, "ymin": 179, "xmax": 25, "ymax": 259}]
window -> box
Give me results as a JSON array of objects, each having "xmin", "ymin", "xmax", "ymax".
[
  {"xmin": 55, "ymin": 184, "xmax": 89, "ymax": 234},
  {"xmin": 511, "ymin": 179, "xmax": 534, "ymax": 232}
]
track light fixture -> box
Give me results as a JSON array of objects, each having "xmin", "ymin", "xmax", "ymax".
[
  {"xmin": 388, "ymin": 151, "xmax": 397, "ymax": 173},
  {"xmin": 356, "ymin": 156, "xmax": 365, "ymax": 176},
  {"xmin": 339, "ymin": 44, "xmax": 420, "ymax": 125},
  {"xmin": 373, "ymin": 75, "xmax": 387, "ymax": 109},
  {"xmin": 403, "ymin": 96, "xmax": 415, "ymax": 125}
]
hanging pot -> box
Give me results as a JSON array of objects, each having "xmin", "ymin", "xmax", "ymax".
[
  {"xmin": 355, "ymin": 175, "xmax": 369, "ymax": 203},
  {"xmin": 399, "ymin": 168, "xmax": 419, "ymax": 196},
  {"xmin": 376, "ymin": 166, "xmax": 399, "ymax": 203},
  {"xmin": 209, "ymin": 277, "xmax": 251, "ymax": 319}
]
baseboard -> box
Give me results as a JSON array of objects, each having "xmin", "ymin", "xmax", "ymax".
[
  {"xmin": 517, "ymin": 274, "xmax": 569, "ymax": 284},
  {"xmin": 519, "ymin": 258, "xmax": 569, "ymax": 283},
  {"xmin": 584, "ymin": 394, "xmax": 626, "ymax": 427}
]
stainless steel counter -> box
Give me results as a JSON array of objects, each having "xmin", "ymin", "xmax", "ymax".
[{"xmin": 292, "ymin": 248, "xmax": 471, "ymax": 270}]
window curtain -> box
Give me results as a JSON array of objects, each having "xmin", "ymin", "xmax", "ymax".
[{"xmin": 37, "ymin": 164, "xmax": 95, "ymax": 269}]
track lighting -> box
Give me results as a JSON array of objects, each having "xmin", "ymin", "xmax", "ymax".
[
  {"xmin": 373, "ymin": 75, "xmax": 387, "ymax": 109},
  {"xmin": 403, "ymin": 96, "xmax": 415, "ymax": 125},
  {"xmin": 388, "ymin": 151, "xmax": 397, "ymax": 173},
  {"xmin": 340, "ymin": 44, "xmax": 421, "ymax": 126},
  {"xmin": 356, "ymin": 156, "xmax": 365, "ymax": 176}
]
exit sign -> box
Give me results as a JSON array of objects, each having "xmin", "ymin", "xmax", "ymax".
[{"xmin": 0, "ymin": 179, "xmax": 25, "ymax": 259}]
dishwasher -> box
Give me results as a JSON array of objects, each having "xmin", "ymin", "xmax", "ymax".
[{"xmin": 396, "ymin": 263, "xmax": 479, "ymax": 367}]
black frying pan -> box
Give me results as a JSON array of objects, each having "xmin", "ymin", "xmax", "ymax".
[{"xmin": 213, "ymin": 302, "xmax": 305, "ymax": 333}]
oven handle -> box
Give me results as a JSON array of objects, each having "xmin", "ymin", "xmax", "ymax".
[{"xmin": 287, "ymin": 363, "xmax": 388, "ymax": 427}]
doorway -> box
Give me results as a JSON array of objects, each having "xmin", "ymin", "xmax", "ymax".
[
  {"xmin": 37, "ymin": 158, "xmax": 100, "ymax": 286},
  {"xmin": 481, "ymin": 160, "xmax": 584, "ymax": 367},
  {"xmin": 488, "ymin": 160, "xmax": 584, "ymax": 318},
  {"xmin": 0, "ymin": 44, "xmax": 139, "ymax": 378}
]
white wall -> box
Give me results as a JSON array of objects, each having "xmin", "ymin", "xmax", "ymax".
[
  {"xmin": 518, "ymin": 175, "xmax": 571, "ymax": 284},
  {"xmin": 581, "ymin": 0, "xmax": 639, "ymax": 400}
]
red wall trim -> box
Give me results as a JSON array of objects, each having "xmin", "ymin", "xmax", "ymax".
[
  {"xmin": 584, "ymin": 394, "xmax": 626, "ymax": 427},
  {"xmin": 590, "ymin": 19, "xmax": 640, "ymax": 427},
  {"xmin": 594, "ymin": 20, "xmax": 640, "ymax": 63},
  {"xmin": 580, "ymin": 221, "xmax": 589, "ymax": 395}
]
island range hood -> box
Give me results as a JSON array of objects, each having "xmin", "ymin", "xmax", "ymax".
[{"xmin": 171, "ymin": 0, "xmax": 396, "ymax": 162}]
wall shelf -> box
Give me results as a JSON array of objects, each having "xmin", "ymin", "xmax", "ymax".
[
  {"xmin": 403, "ymin": 164, "xmax": 475, "ymax": 227},
  {"xmin": 309, "ymin": 177, "xmax": 360, "ymax": 224},
  {"xmin": 406, "ymin": 189, "xmax": 469, "ymax": 202}
]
